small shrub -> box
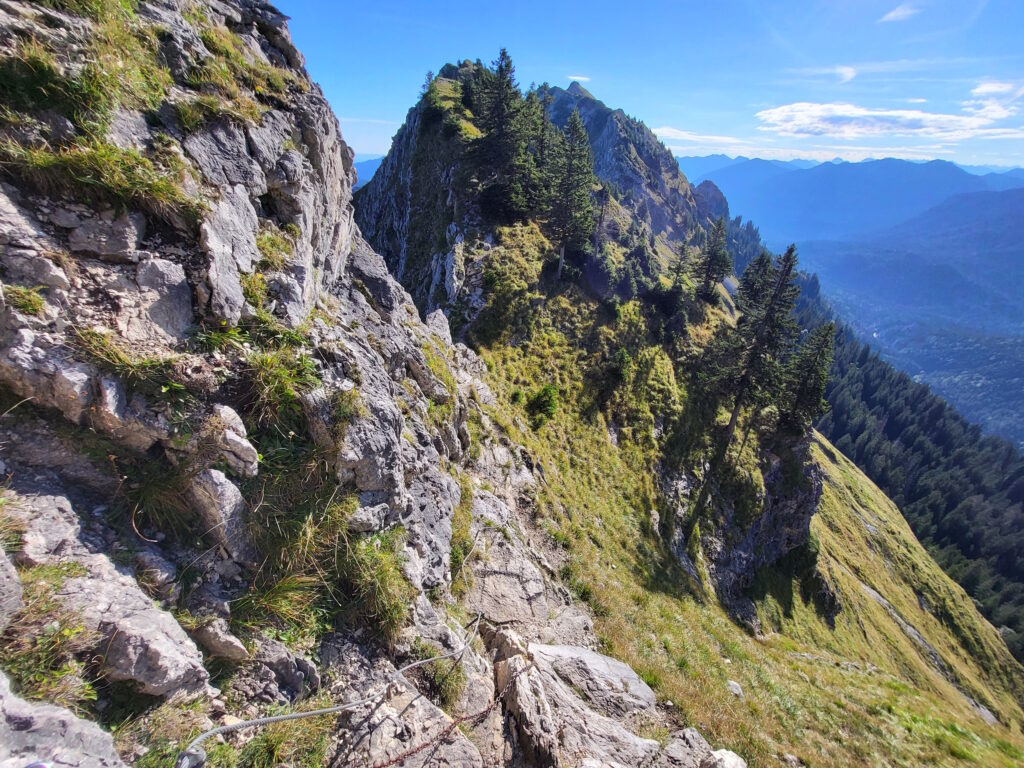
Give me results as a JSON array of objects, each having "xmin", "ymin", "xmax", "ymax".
[
  {"xmin": 411, "ymin": 638, "xmax": 467, "ymax": 712},
  {"xmin": 449, "ymin": 473, "xmax": 474, "ymax": 598},
  {"xmin": 0, "ymin": 505, "xmax": 26, "ymax": 553},
  {"xmin": 527, "ymin": 384, "xmax": 559, "ymax": 427},
  {"xmin": 174, "ymin": 94, "xmax": 265, "ymax": 132},
  {"xmin": 233, "ymin": 573, "xmax": 320, "ymax": 630},
  {"xmin": 237, "ymin": 693, "xmax": 333, "ymax": 768},
  {"xmin": 3, "ymin": 283, "xmax": 46, "ymax": 316},
  {"xmin": 72, "ymin": 327, "xmax": 191, "ymax": 406},
  {"xmin": 0, "ymin": 139, "xmax": 202, "ymax": 226},
  {"xmin": 342, "ymin": 528, "xmax": 415, "ymax": 641},
  {"xmin": 244, "ymin": 347, "xmax": 319, "ymax": 432},
  {"xmin": 331, "ymin": 388, "xmax": 363, "ymax": 445}
]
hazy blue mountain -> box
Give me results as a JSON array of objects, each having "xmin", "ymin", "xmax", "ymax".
[
  {"xmin": 798, "ymin": 188, "xmax": 1024, "ymax": 446},
  {"xmin": 675, "ymin": 155, "xmax": 819, "ymax": 187},
  {"xmin": 353, "ymin": 155, "xmax": 383, "ymax": 190},
  {"xmin": 710, "ymin": 158, "xmax": 1023, "ymax": 247},
  {"xmin": 675, "ymin": 154, "xmax": 747, "ymax": 182},
  {"xmin": 957, "ymin": 163, "xmax": 1024, "ymax": 175}
]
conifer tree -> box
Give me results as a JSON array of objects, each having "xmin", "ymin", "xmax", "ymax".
[
  {"xmin": 695, "ymin": 217, "xmax": 732, "ymax": 302},
  {"xmin": 780, "ymin": 321, "xmax": 835, "ymax": 433},
  {"xmin": 687, "ymin": 246, "xmax": 802, "ymax": 530},
  {"xmin": 477, "ymin": 49, "xmax": 531, "ymax": 220},
  {"xmin": 720, "ymin": 244, "xmax": 800, "ymax": 449},
  {"xmin": 550, "ymin": 108, "xmax": 595, "ymax": 279}
]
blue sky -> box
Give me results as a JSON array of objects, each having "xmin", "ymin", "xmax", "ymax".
[{"xmin": 276, "ymin": 0, "xmax": 1024, "ymax": 165}]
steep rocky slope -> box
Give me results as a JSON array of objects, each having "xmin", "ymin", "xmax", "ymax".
[
  {"xmin": 355, "ymin": 54, "xmax": 1024, "ymax": 767},
  {"xmin": 0, "ymin": 2, "xmax": 747, "ymax": 767}
]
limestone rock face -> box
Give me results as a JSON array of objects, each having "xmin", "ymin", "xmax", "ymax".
[
  {"xmin": 4, "ymin": 480, "xmax": 209, "ymax": 698},
  {"xmin": 0, "ymin": 550, "xmax": 21, "ymax": 633},
  {"xmin": 0, "ymin": 2, "xmax": 753, "ymax": 764},
  {"xmin": 0, "ymin": 672, "xmax": 128, "ymax": 768},
  {"xmin": 185, "ymin": 468, "xmax": 256, "ymax": 566},
  {"xmin": 529, "ymin": 643, "xmax": 657, "ymax": 717}
]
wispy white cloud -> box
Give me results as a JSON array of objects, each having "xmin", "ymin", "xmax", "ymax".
[
  {"xmin": 653, "ymin": 127, "xmax": 752, "ymax": 145},
  {"xmin": 878, "ymin": 3, "xmax": 920, "ymax": 23},
  {"xmin": 567, "ymin": 74, "xmax": 590, "ymax": 82},
  {"xmin": 972, "ymin": 81, "xmax": 1014, "ymax": 96},
  {"xmin": 906, "ymin": 97, "xmax": 928, "ymax": 103},
  {"xmin": 755, "ymin": 100, "xmax": 1024, "ymax": 141},
  {"xmin": 789, "ymin": 57, "xmax": 984, "ymax": 85}
]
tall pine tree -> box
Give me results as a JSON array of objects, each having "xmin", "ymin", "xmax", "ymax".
[
  {"xmin": 550, "ymin": 108, "xmax": 595, "ymax": 279},
  {"xmin": 695, "ymin": 217, "xmax": 732, "ymax": 302}
]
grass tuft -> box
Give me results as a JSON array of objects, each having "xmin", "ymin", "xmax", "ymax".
[
  {"xmin": 3, "ymin": 283, "xmax": 46, "ymax": 316},
  {"xmin": 236, "ymin": 692, "xmax": 333, "ymax": 768},
  {"xmin": 0, "ymin": 562, "xmax": 98, "ymax": 713},
  {"xmin": 72, "ymin": 327, "xmax": 191, "ymax": 405},
  {"xmin": 0, "ymin": 139, "xmax": 202, "ymax": 226}
]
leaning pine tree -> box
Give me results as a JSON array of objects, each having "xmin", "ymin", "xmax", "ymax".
[{"xmin": 550, "ymin": 108, "xmax": 595, "ymax": 279}]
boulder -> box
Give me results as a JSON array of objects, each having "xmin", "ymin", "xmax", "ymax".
[
  {"xmin": 655, "ymin": 729, "xmax": 714, "ymax": 768},
  {"xmin": 700, "ymin": 750, "xmax": 748, "ymax": 768},
  {"xmin": 199, "ymin": 184, "xmax": 260, "ymax": 324},
  {"xmin": 325, "ymin": 637, "xmax": 482, "ymax": 768},
  {"xmin": 0, "ymin": 672, "xmax": 127, "ymax": 768},
  {"xmin": 183, "ymin": 120, "xmax": 267, "ymax": 194},
  {"xmin": 68, "ymin": 211, "xmax": 145, "ymax": 262},
  {"xmin": 130, "ymin": 256, "xmax": 194, "ymax": 342},
  {"xmin": 254, "ymin": 638, "xmax": 320, "ymax": 700},
  {"xmin": 185, "ymin": 469, "xmax": 256, "ymax": 565},
  {"xmin": 529, "ymin": 643, "xmax": 657, "ymax": 717},
  {"xmin": 192, "ymin": 618, "xmax": 249, "ymax": 662},
  {"xmin": 59, "ymin": 562, "xmax": 209, "ymax": 697},
  {"xmin": 6, "ymin": 488, "xmax": 209, "ymax": 698}
]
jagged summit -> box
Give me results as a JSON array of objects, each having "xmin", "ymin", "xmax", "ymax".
[{"xmin": 566, "ymin": 79, "xmax": 595, "ymax": 99}]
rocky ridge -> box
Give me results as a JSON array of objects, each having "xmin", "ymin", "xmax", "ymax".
[{"xmin": 0, "ymin": 1, "xmax": 745, "ymax": 765}]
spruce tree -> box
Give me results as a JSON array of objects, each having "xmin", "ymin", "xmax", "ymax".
[
  {"xmin": 696, "ymin": 217, "xmax": 732, "ymax": 302},
  {"xmin": 780, "ymin": 321, "xmax": 835, "ymax": 433},
  {"xmin": 477, "ymin": 49, "xmax": 530, "ymax": 220},
  {"xmin": 688, "ymin": 246, "xmax": 802, "ymax": 530},
  {"xmin": 550, "ymin": 108, "xmax": 595, "ymax": 279}
]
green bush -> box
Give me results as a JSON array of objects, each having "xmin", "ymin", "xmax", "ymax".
[{"xmin": 527, "ymin": 384, "xmax": 559, "ymax": 427}]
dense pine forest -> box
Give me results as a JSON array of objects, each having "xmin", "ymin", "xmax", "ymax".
[{"xmin": 819, "ymin": 325, "xmax": 1024, "ymax": 659}]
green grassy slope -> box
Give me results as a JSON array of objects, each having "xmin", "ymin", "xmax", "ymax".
[{"xmin": 469, "ymin": 258, "xmax": 1024, "ymax": 766}]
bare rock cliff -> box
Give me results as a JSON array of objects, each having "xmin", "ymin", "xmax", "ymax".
[{"xmin": 0, "ymin": 1, "xmax": 745, "ymax": 766}]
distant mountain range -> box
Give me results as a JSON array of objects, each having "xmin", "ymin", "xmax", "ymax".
[
  {"xmin": 677, "ymin": 156, "xmax": 1024, "ymax": 247},
  {"xmin": 677, "ymin": 154, "xmax": 1024, "ymax": 446},
  {"xmin": 353, "ymin": 154, "xmax": 383, "ymax": 190}
]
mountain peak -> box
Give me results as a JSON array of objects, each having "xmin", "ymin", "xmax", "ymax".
[{"xmin": 566, "ymin": 80, "xmax": 594, "ymax": 99}]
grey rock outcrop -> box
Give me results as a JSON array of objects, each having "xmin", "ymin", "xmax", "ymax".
[
  {"xmin": 5, "ymin": 481, "xmax": 209, "ymax": 698},
  {"xmin": 0, "ymin": 550, "xmax": 21, "ymax": 633},
  {"xmin": 185, "ymin": 468, "xmax": 256, "ymax": 566},
  {"xmin": 191, "ymin": 618, "xmax": 249, "ymax": 662},
  {"xmin": 0, "ymin": 672, "xmax": 128, "ymax": 768},
  {"xmin": 529, "ymin": 643, "xmax": 657, "ymax": 717}
]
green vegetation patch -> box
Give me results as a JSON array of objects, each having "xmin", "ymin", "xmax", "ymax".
[
  {"xmin": 0, "ymin": 562, "xmax": 97, "ymax": 713},
  {"xmin": 2, "ymin": 283, "xmax": 46, "ymax": 316},
  {"xmin": 0, "ymin": 139, "xmax": 203, "ymax": 226}
]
